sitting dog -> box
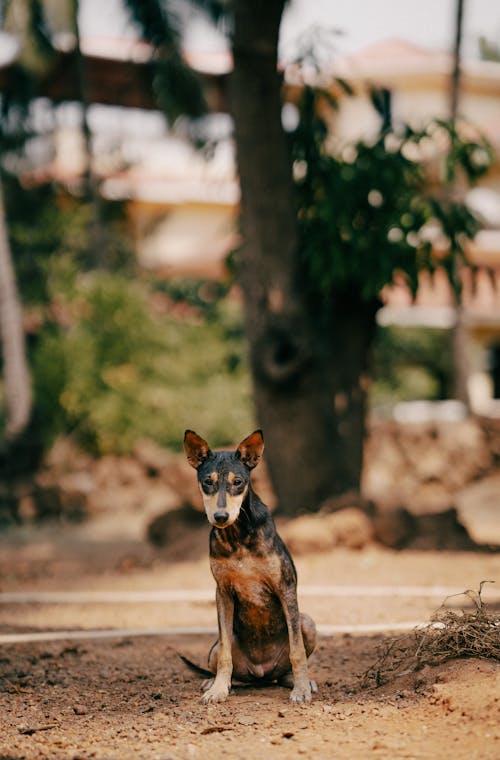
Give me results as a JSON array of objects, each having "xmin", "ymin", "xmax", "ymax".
[{"xmin": 182, "ymin": 429, "xmax": 317, "ymax": 704}]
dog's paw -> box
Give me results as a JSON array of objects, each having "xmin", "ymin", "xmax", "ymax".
[
  {"xmin": 201, "ymin": 683, "xmax": 230, "ymax": 704},
  {"xmin": 290, "ymin": 682, "xmax": 312, "ymax": 704}
]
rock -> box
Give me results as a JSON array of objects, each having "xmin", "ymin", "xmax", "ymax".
[
  {"xmin": 320, "ymin": 491, "xmax": 374, "ymax": 516},
  {"xmin": 326, "ymin": 508, "xmax": 374, "ymax": 548},
  {"xmin": 89, "ymin": 484, "xmax": 144, "ymax": 514},
  {"xmin": 161, "ymin": 459, "xmax": 204, "ymax": 512},
  {"xmin": 93, "ymin": 456, "xmax": 146, "ymax": 490},
  {"xmin": 58, "ymin": 471, "xmax": 96, "ymax": 520},
  {"xmin": 115, "ymin": 457, "xmax": 147, "ymax": 485},
  {"xmin": 33, "ymin": 439, "xmax": 95, "ymax": 520},
  {"xmin": 92, "ymin": 480, "xmax": 176, "ymax": 519},
  {"xmin": 438, "ymin": 420, "xmax": 491, "ymax": 487},
  {"xmin": 33, "ymin": 471, "xmax": 63, "ymax": 519},
  {"xmin": 480, "ymin": 416, "xmax": 500, "ymax": 459},
  {"xmin": 44, "ymin": 437, "xmax": 92, "ymax": 474},
  {"xmin": 410, "ymin": 509, "xmax": 474, "ymax": 550},
  {"xmin": 397, "ymin": 423, "xmax": 446, "ymax": 482},
  {"xmin": 238, "ymin": 715, "xmax": 257, "ymax": 726},
  {"xmin": 372, "ymin": 508, "xmax": 415, "ymax": 549},
  {"xmin": 373, "ymin": 506, "xmax": 475, "ymax": 550},
  {"xmin": 280, "ymin": 508, "xmax": 374, "ymax": 555},
  {"xmin": 147, "ymin": 505, "xmax": 206, "ymax": 547},
  {"xmin": 133, "ymin": 439, "xmax": 172, "ymax": 475},
  {"xmin": 93, "ymin": 456, "xmax": 123, "ymax": 489},
  {"xmin": 407, "ymin": 481, "xmax": 454, "ymax": 515},
  {"xmin": 363, "ymin": 424, "xmax": 414, "ymax": 510},
  {"xmin": 363, "ymin": 418, "xmax": 494, "ymax": 515},
  {"xmin": 455, "ymin": 472, "xmax": 500, "ymax": 546}
]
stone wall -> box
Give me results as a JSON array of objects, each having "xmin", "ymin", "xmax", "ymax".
[
  {"xmin": 363, "ymin": 416, "xmax": 500, "ymax": 514},
  {"xmin": 3, "ymin": 417, "xmax": 499, "ymax": 548}
]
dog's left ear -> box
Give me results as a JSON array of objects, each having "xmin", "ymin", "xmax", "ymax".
[
  {"xmin": 184, "ymin": 430, "xmax": 212, "ymax": 469},
  {"xmin": 236, "ymin": 430, "xmax": 264, "ymax": 469}
]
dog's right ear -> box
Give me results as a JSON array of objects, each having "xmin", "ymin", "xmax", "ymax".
[{"xmin": 184, "ymin": 430, "xmax": 212, "ymax": 469}]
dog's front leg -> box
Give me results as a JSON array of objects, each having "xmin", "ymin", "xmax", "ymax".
[
  {"xmin": 280, "ymin": 586, "xmax": 312, "ymax": 703},
  {"xmin": 202, "ymin": 587, "xmax": 234, "ymax": 704}
]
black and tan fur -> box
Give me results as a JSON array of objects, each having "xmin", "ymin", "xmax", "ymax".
[{"xmin": 183, "ymin": 429, "xmax": 317, "ymax": 704}]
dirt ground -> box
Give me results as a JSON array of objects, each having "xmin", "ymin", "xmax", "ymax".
[{"xmin": 0, "ymin": 519, "xmax": 499, "ymax": 760}]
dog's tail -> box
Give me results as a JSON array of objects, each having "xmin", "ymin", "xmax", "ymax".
[{"xmin": 178, "ymin": 653, "xmax": 214, "ymax": 679}]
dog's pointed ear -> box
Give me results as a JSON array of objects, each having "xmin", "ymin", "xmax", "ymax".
[
  {"xmin": 236, "ymin": 430, "xmax": 264, "ymax": 469},
  {"xmin": 184, "ymin": 430, "xmax": 212, "ymax": 469}
]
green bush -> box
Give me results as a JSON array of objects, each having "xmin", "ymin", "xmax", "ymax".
[
  {"xmin": 371, "ymin": 324, "xmax": 453, "ymax": 408},
  {"xmin": 32, "ymin": 270, "xmax": 254, "ymax": 454},
  {"xmin": 1, "ymin": 180, "xmax": 254, "ymax": 455}
]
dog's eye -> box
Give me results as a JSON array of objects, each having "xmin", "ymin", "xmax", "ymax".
[
  {"xmin": 233, "ymin": 477, "xmax": 243, "ymax": 487},
  {"xmin": 202, "ymin": 476, "xmax": 214, "ymax": 487}
]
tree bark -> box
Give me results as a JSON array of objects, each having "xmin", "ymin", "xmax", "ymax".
[
  {"xmin": 449, "ymin": 0, "xmax": 470, "ymax": 408},
  {"xmin": 0, "ymin": 175, "xmax": 32, "ymax": 442},
  {"xmin": 229, "ymin": 0, "xmax": 373, "ymax": 515},
  {"xmin": 74, "ymin": 0, "xmax": 107, "ymax": 268},
  {"xmin": 328, "ymin": 294, "xmax": 379, "ymax": 495}
]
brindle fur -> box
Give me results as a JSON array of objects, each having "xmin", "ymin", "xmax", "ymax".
[{"xmin": 183, "ymin": 429, "xmax": 317, "ymax": 704}]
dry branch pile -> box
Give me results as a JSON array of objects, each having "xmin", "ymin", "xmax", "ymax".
[{"xmin": 362, "ymin": 582, "xmax": 500, "ymax": 687}]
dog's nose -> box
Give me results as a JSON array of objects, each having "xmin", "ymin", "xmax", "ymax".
[{"xmin": 213, "ymin": 511, "xmax": 229, "ymax": 526}]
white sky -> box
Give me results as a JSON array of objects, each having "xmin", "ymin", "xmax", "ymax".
[
  {"xmin": 79, "ymin": 0, "xmax": 500, "ymax": 60},
  {"xmin": 281, "ymin": 0, "xmax": 500, "ymax": 59}
]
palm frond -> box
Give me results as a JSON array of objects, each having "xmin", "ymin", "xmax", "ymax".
[{"xmin": 122, "ymin": 0, "xmax": 207, "ymax": 120}]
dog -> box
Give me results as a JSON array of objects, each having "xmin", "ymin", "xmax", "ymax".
[{"xmin": 182, "ymin": 429, "xmax": 317, "ymax": 704}]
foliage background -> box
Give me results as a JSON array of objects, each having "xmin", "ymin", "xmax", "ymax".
[
  {"xmin": 2, "ymin": 179, "xmax": 252, "ymax": 453},
  {"xmin": 0, "ymin": 175, "xmax": 459, "ymax": 456}
]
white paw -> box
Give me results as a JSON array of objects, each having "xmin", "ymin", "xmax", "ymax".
[
  {"xmin": 290, "ymin": 683, "xmax": 312, "ymax": 704},
  {"xmin": 201, "ymin": 683, "xmax": 230, "ymax": 704}
]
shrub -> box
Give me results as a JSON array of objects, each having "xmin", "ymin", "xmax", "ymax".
[
  {"xmin": 32, "ymin": 270, "xmax": 253, "ymax": 454},
  {"xmin": 372, "ymin": 325, "xmax": 453, "ymax": 408}
]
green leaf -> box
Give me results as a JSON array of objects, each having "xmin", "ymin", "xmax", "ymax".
[{"xmin": 290, "ymin": 86, "xmax": 494, "ymax": 309}]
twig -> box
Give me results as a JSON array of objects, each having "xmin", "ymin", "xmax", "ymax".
[
  {"xmin": 19, "ymin": 725, "xmax": 57, "ymax": 736},
  {"xmin": 361, "ymin": 581, "xmax": 500, "ymax": 687}
]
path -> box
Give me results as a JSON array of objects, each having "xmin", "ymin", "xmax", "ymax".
[{"xmin": 0, "ymin": 521, "xmax": 499, "ymax": 759}]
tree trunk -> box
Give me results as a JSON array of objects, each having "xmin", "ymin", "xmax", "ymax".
[
  {"xmin": 74, "ymin": 0, "xmax": 107, "ymax": 268},
  {"xmin": 449, "ymin": 0, "xmax": 470, "ymax": 408},
  {"xmin": 328, "ymin": 294, "xmax": 379, "ymax": 495},
  {"xmin": 229, "ymin": 0, "xmax": 373, "ymax": 515},
  {"xmin": 0, "ymin": 175, "xmax": 32, "ymax": 442}
]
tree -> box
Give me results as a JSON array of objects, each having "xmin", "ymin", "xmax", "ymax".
[
  {"xmin": 0, "ymin": 0, "xmax": 69, "ymax": 442},
  {"xmin": 0, "ymin": 177, "xmax": 32, "ymax": 442},
  {"xmin": 0, "ymin": 0, "xmax": 50, "ymax": 449},
  {"xmin": 289, "ymin": 86, "xmax": 491, "ymax": 508},
  {"xmin": 129, "ymin": 0, "xmax": 347, "ymax": 512},
  {"xmin": 228, "ymin": 0, "xmax": 345, "ymax": 512},
  {"xmin": 221, "ymin": 1, "xmax": 491, "ymax": 514},
  {"xmin": 126, "ymin": 0, "xmax": 493, "ymax": 515},
  {"xmin": 0, "ymin": 0, "xmax": 204, "ymax": 446},
  {"xmin": 3, "ymin": 1, "xmax": 489, "ymax": 517}
]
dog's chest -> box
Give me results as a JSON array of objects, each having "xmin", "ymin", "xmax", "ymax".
[{"xmin": 211, "ymin": 550, "xmax": 281, "ymax": 606}]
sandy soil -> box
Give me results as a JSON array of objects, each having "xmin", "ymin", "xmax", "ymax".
[{"xmin": 1, "ymin": 521, "xmax": 499, "ymax": 760}]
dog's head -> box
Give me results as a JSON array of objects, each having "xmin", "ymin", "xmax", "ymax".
[{"xmin": 183, "ymin": 430, "xmax": 264, "ymax": 529}]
